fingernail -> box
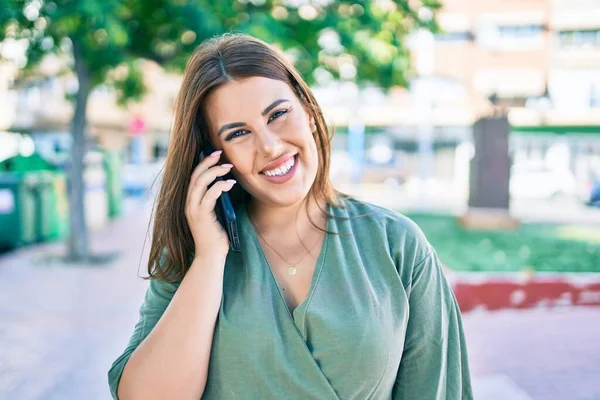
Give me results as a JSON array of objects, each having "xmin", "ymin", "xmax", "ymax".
[
  {"xmin": 210, "ymin": 150, "xmax": 222, "ymax": 157},
  {"xmin": 221, "ymin": 163, "xmax": 233, "ymax": 168},
  {"xmin": 226, "ymin": 179, "xmax": 236, "ymax": 184}
]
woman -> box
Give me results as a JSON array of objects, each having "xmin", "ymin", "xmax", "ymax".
[{"xmin": 108, "ymin": 33, "xmax": 473, "ymax": 400}]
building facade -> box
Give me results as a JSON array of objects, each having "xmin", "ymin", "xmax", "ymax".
[{"xmin": 1, "ymin": 0, "xmax": 599, "ymax": 176}]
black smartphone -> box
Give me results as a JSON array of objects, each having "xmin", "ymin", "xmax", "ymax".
[{"xmin": 197, "ymin": 140, "xmax": 241, "ymax": 252}]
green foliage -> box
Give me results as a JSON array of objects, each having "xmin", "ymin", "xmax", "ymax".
[
  {"xmin": 407, "ymin": 213, "xmax": 600, "ymax": 273},
  {"xmin": 1, "ymin": 0, "xmax": 437, "ymax": 99},
  {"xmin": 110, "ymin": 60, "xmax": 146, "ymax": 106},
  {"xmin": 235, "ymin": 0, "xmax": 440, "ymax": 88}
]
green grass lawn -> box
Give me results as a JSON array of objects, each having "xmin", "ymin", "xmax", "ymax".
[{"xmin": 405, "ymin": 213, "xmax": 600, "ymax": 273}]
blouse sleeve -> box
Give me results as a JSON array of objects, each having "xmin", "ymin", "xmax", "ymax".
[
  {"xmin": 107, "ymin": 277, "xmax": 179, "ymax": 400},
  {"xmin": 393, "ymin": 250, "xmax": 473, "ymax": 400}
]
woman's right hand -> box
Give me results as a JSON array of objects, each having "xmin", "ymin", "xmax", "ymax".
[{"xmin": 185, "ymin": 150, "xmax": 237, "ymax": 259}]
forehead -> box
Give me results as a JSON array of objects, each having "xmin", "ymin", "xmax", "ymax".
[{"xmin": 205, "ymin": 77, "xmax": 295, "ymax": 126}]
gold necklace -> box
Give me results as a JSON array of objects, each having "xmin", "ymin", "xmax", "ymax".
[{"xmin": 249, "ymin": 216, "xmax": 322, "ymax": 276}]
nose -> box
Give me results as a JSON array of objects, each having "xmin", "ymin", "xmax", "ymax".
[{"xmin": 255, "ymin": 126, "xmax": 283, "ymax": 157}]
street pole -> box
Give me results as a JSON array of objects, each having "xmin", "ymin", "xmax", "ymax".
[
  {"xmin": 343, "ymin": 81, "xmax": 365, "ymax": 183},
  {"xmin": 413, "ymin": 27, "xmax": 435, "ymax": 208}
]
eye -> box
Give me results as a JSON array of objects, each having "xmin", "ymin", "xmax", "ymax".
[
  {"xmin": 268, "ymin": 108, "xmax": 290, "ymax": 123},
  {"xmin": 225, "ymin": 129, "xmax": 249, "ymax": 141},
  {"xmin": 224, "ymin": 108, "xmax": 290, "ymax": 142}
]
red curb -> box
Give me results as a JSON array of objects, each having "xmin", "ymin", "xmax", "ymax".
[
  {"xmin": 443, "ymin": 268, "xmax": 600, "ymax": 312},
  {"xmin": 454, "ymin": 280, "xmax": 600, "ymax": 312}
]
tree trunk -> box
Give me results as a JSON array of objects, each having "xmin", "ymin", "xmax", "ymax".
[{"xmin": 67, "ymin": 38, "xmax": 91, "ymax": 262}]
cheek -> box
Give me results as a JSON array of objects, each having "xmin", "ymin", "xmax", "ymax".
[
  {"xmin": 226, "ymin": 151, "xmax": 254, "ymax": 177},
  {"xmin": 291, "ymin": 112, "xmax": 310, "ymax": 131},
  {"xmin": 286, "ymin": 114, "xmax": 314, "ymax": 147}
]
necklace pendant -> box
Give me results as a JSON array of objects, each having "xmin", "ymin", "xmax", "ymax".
[{"xmin": 288, "ymin": 265, "xmax": 297, "ymax": 276}]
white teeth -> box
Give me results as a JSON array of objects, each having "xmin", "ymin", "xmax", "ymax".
[{"xmin": 263, "ymin": 156, "xmax": 295, "ymax": 177}]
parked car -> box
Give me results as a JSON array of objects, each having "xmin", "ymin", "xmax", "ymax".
[
  {"xmin": 510, "ymin": 161, "xmax": 576, "ymax": 199},
  {"xmin": 586, "ymin": 179, "xmax": 600, "ymax": 207}
]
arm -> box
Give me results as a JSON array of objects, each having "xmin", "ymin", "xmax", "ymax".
[
  {"xmin": 393, "ymin": 251, "xmax": 473, "ymax": 400},
  {"xmin": 108, "ymin": 254, "xmax": 226, "ymax": 400}
]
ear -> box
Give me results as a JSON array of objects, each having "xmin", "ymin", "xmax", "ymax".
[{"xmin": 310, "ymin": 116, "xmax": 317, "ymax": 132}]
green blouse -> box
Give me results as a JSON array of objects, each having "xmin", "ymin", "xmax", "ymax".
[{"xmin": 108, "ymin": 197, "xmax": 473, "ymax": 399}]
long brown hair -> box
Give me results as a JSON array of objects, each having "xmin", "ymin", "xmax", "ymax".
[{"xmin": 147, "ymin": 33, "xmax": 360, "ymax": 282}]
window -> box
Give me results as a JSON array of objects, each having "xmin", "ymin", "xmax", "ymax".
[
  {"xmin": 557, "ymin": 30, "xmax": 600, "ymax": 49},
  {"xmin": 477, "ymin": 24, "xmax": 545, "ymax": 50},
  {"xmin": 435, "ymin": 31, "xmax": 473, "ymax": 42},
  {"xmin": 497, "ymin": 25, "xmax": 544, "ymax": 39}
]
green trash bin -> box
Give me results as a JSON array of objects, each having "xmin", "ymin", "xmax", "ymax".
[
  {"xmin": 34, "ymin": 171, "xmax": 56, "ymax": 243},
  {"xmin": 0, "ymin": 153, "xmax": 57, "ymax": 172},
  {"xmin": 31, "ymin": 170, "xmax": 70, "ymax": 243},
  {"xmin": 48, "ymin": 172, "xmax": 69, "ymax": 241},
  {"xmin": 0, "ymin": 154, "xmax": 70, "ymax": 247},
  {"xmin": 0, "ymin": 172, "xmax": 38, "ymax": 248},
  {"xmin": 103, "ymin": 150, "xmax": 123, "ymax": 219}
]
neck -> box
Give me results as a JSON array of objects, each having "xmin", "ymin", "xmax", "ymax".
[{"xmin": 247, "ymin": 195, "xmax": 327, "ymax": 238}]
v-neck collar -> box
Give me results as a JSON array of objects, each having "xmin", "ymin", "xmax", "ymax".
[{"xmin": 240, "ymin": 201, "xmax": 331, "ymax": 335}]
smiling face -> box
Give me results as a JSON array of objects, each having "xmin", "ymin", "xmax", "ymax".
[{"xmin": 204, "ymin": 76, "xmax": 319, "ymax": 208}]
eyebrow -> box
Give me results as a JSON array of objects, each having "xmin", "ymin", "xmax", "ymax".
[{"xmin": 217, "ymin": 98, "xmax": 290, "ymax": 137}]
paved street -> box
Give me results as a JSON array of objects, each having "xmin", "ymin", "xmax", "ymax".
[
  {"xmin": 464, "ymin": 308, "xmax": 600, "ymax": 400},
  {"xmin": 0, "ymin": 197, "xmax": 599, "ymax": 400},
  {"xmin": 0, "ymin": 199, "xmax": 153, "ymax": 400}
]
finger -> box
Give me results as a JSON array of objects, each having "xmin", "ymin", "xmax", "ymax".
[
  {"xmin": 194, "ymin": 163, "xmax": 233, "ymax": 189},
  {"xmin": 187, "ymin": 164, "xmax": 233, "ymax": 207},
  {"xmin": 189, "ymin": 150, "xmax": 223, "ymax": 186},
  {"xmin": 199, "ymin": 179, "xmax": 236, "ymax": 211}
]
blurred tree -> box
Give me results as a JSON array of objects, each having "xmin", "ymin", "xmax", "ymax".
[{"xmin": 0, "ymin": 0, "xmax": 438, "ymax": 262}]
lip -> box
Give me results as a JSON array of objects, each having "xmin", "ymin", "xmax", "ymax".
[
  {"xmin": 260, "ymin": 154, "xmax": 299, "ymax": 184},
  {"xmin": 260, "ymin": 153, "xmax": 297, "ymax": 174}
]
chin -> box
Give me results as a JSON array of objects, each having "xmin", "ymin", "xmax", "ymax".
[
  {"xmin": 249, "ymin": 181, "xmax": 312, "ymax": 207},
  {"xmin": 265, "ymin": 189, "xmax": 311, "ymax": 207}
]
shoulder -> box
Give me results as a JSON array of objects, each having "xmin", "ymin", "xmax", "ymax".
[
  {"xmin": 148, "ymin": 247, "xmax": 184, "ymax": 288},
  {"xmin": 333, "ymin": 195, "xmax": 433, "ymax": 268},
  {"xmin": 334, "ymin": 196, "xmax": 430, "ymax": 246}
]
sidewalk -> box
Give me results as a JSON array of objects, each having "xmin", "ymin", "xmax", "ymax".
[
  {"xmin": 0, "ymin": 198, "xmax": 599, "ymax": 399},
  {"xmin": 463, "ymin": 307, "xmax": 600, "ymax": 400},
  {"xmin": 0, "ymin": 201, "xmax": 153, "ymax": 400}
]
